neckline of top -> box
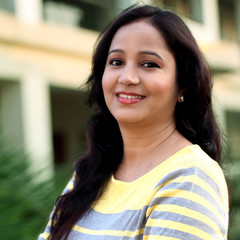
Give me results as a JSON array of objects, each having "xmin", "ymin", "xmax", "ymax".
[{"xmin": 111, "ymin": 144, "xmax": 200, "ymax": 186}]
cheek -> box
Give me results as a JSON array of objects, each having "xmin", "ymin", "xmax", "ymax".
[
  {"xmin": 102, "ymin": 70, "xmax": 117, "ymax": 94},
  {"xmin": 149, "ymin": 78, "xmax": 178, "ymax": 100},
  {"xmin": 101, "ymin": 71, "xmax": 115, "ymax": 104},
  {"xmin": 101, "ymin": 72, "xmax": 109, "ymax": 95},
  {"xmin": 145, "ymin": 79, "xmax": 168, "ymax": 95}
]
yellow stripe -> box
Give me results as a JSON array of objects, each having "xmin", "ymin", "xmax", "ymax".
[
  {"xmin": 154, "ymin": 174, "xmax": 225, "ymax": 212},
  {"xmin": 146, "ymin": 204, "xmax": 223, "ymax": 237},
  {"xmin": 158, "ymin": 174, "xmax": 226, "ymax": 214},
  {"xmin": 198, "ymin": 165, "xmax": 229, "ymax": 213},
  {"xmin": 66, "ymin": 180, "xmax": 74, "ymax": 191},
  {"xmin": 39, "ymin": 232, "xmax": 49, "ymax": 239},
  {"xmin": 46, "ymin": 219, "xmax": 51, "ymax": 226},
  {"xmin": 147, "ymin": 219, "xmax": 219, "ymax": 240},
  {"xmin": 154, "ymin": 188, "xmax": 225, "ymax": 226},
  {"xmin": 191, "ymin": 175, "xmax": 225, "ymax": 211},
  {"xmin": 72, "ymin": 225, "xmax": 144, "ymax": 237}
]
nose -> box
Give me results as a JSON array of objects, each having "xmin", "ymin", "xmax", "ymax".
[{"xmin": 118, "ymin": 64, "xmax": 140, "ymax": 86}]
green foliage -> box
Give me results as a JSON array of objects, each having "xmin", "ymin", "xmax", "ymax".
[
  {"xmin": 227, "ymin": 161, "xmax": 240, "ymax": 240},
  {"xmin": 0, "ymin": 139, "xmax": 72, "ymax": 240}
]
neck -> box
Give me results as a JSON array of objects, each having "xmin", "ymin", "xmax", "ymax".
[
  {"xmin": 119, "ymin": 120, "xmax": 176, "ymax": 165},
  {"xmin": 115, "ymin": 120, "xmax": 192, "ymax": 182}
]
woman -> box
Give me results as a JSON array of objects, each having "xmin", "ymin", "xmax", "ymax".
[{"xmin": 39, "ymin": 5, "xmax": 229, "ymax": 240}]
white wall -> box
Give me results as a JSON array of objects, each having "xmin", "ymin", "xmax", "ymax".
[{"xmin": 15, "ymin": 0, "xmax": 42, "ymax": 24}]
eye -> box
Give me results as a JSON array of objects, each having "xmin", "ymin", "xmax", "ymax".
[
  {"xmin": 141, "ymin": 62, "xmax": 160, "ymax": 68},
  {"xmin": 110, "ymin": 59, "xmax": 124, "ymax": 66}
]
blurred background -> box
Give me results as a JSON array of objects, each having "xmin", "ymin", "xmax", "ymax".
[{"xmin": 0, "ymin": 0, "xmax": 239, "ymax": 239}]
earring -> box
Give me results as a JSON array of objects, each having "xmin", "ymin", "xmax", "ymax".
[
  {"xmin": 180, "ymin": 95, "xmax": 184, "ymax": 102},
  {"xmin": 178, "ymin": 95, "xmax": 184, "ymax": 103}
]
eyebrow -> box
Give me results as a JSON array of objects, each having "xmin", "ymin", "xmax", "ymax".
[
  {"xmin": 139, "ymin": 51, "xmax": 163, "ymax": 60},
  {"xmin": 108, "ymin": 49, "xmax": 163, "ymax": 60},
  {"xmin": 108, "ymin": 49, "xmax": 124, "ymax": 55}
]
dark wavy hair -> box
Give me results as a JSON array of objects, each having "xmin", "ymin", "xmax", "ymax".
[{"xmin": 49, "ymin": 5, "xmax": 222, "ymax": 239}]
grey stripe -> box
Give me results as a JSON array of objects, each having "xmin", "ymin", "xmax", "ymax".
[
  {"xmin": 160, "ymin": 181, "xmax": 224, "ymax": 217},
  {"xmin": 68, "ymin": 230, "xmax": 143, "ymax": 240},
  {"xmin": 149, "ymin": 197, "xmax": 226, "ymax": 236},
  {"xmin": 150, "ymin": 211, "xmax": 218, "ymax": 237},
  {"xmin": 154, "ymin": 167, "xmax": 223, "ymax": 205},
  {"xmin": 154, "ymin": 167, "xmax": 195, "ymax": 189},
  {"xmin": 144, "ymin": 226, "xmax": 204, "ymax": 240},
  {"xmin": 76, "ymin": 207, "xmax": 147, "ymax": 232},
  {"xmin": 194, "ymin": 167, "xmax": 222, "ymax": 201},
  {"xmin": 44, "ymin": 225, "xmax": 51, "ymax": 233}
]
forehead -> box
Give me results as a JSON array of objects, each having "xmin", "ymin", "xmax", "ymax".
[{"xmin": 109, "ymin": 20, "xmax": 168, "ymax": 51}]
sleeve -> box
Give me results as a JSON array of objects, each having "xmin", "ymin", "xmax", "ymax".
[
  {"xmin": 144, "ymin": 166, "xmax": 229, "ymax": 240},
  {"xmin": 38, "ymin": 173, "xmax": 76, "ymax": 240}
]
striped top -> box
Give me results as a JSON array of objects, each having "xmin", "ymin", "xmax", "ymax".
[{"xmin": 39, "ymin": 145, "xmax": 229, "ymax": 240}]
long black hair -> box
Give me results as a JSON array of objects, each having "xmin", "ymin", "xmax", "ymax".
[{"xmin": 49, "ymin": 5, "xmax": 222, "ymax": 239}]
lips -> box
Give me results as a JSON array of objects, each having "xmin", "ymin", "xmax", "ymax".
[{"xmin": 116, "ymin": 92, "xmax": 145, "ymax": 104}]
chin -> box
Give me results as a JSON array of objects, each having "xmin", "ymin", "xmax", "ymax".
[
  {"xmin": 114, "ymin": 115, "xmax": 144, "ymax": 125},
  {"xmin": 110, "ymin": 109, "xmax": 147, "ymax": 125}
]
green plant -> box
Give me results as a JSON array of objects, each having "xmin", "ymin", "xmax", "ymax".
[
  {"xmin": 227, "ymin": 161, "xmax": 240, "ymax": 240},
  {"xmin": 0, "ymin": 139, "xmax": 72, "ymax": 240}
]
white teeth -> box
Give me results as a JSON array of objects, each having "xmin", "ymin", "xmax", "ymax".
[{"xmin": 118, "ymin": 94, "xmax": 143, "ymax": 99}]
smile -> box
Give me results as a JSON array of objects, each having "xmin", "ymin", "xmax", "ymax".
[
  {"xmin": 118, "ymin": 93, "xmax": 145, "ymax": 99},
  {"xmin": 116, "ymin": 92, "xmax": 145, "ymax": 104}
]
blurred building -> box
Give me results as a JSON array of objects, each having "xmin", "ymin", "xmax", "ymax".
[{"xmin": 0, "ymin": 0, "xmax": 239, "ymax": 172}]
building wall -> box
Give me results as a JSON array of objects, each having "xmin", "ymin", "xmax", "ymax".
[
  {"xmin": 0, "ymin": 0, "xmax": 240, "ymax": 172},
  {"xmin": 0, "ymin": 0, "xmax": 98, "ymax": 173}
]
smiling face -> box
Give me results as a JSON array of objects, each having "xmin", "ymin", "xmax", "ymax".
[{"xmin": 102, "ymin": 20, "xmax": 179, "ymax": 128}]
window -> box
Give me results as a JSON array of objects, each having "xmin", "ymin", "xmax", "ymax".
[
  {"xmin": 50, "ymin": 87, "xmax": 91, "ymax": 164},
  {"xmin": 44, "ymin": 1, "xmax": 83, "ymax": 27},
  {"xmin": 219, "ymin": 0, "xmax": 238, "ymax": 41},
  {"xmin": 43, "ymin": 0, "xmax": 115, "ymax": 31},
  {"xmin": 152, "ymin": 0, "xmax": 203, "ymax": 23},
  {"xmin": 0, "ymin": 0, "xmax": 15, "ymax": 14}
]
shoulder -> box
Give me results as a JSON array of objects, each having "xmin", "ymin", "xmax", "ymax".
[
  {"xmin": 179, "ymin": 145, "xmax": 228, "ymax": 200},
  {"xmin": 151, "ymin": 145, "xmax": 229, "ymax": 217},
  {"xmin": 145, "ymin": 145, "xmax": 229, "ymax": 239},
  {"xmin": 161, "ymin": 145, "xmax": 227, "ymax": 186}
]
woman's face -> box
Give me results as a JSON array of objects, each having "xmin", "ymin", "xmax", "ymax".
[{"xmin": 102, "ymin": 20, "xmax": 179, "ymax": 127}]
